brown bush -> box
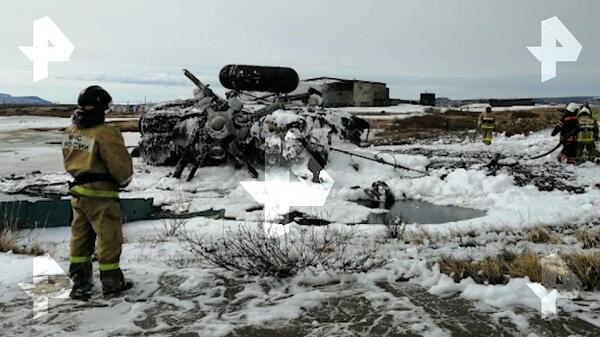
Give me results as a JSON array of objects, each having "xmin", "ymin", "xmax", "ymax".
[
  {"xmin": 439, "ymin": 251, "xmax": 600, "ymax": 291},
  {"xmin": 440, "ymin": 251, "xmax": 541, "ymax": 284},
  {"xmin": 508, "ymin": 252, "xmax": 542, "ymax": 282},
  {"xmin": 561, "ymin": 253, "xmax": 600, "ymax": 291},
  {"xmin": 525, "ymin": 226, "xmax": 561, "ymax": 244}
]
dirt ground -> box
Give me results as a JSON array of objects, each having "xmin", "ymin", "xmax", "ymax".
[
  {"xmin": 367, "ymin": 108, "xmax": 562, "ymax": 145},
  {"xmin": 0, "ymin": 105, "xmax": 141, "ymax": 119},
  {"xmin": 1, "ymin": 105, "xmax": 564, "ymax": 143},
  {"xmin": 0, "ymin": 105, "xmax": 140, "ymax": 132}
]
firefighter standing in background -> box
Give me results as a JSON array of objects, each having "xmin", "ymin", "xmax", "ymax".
[
  {"xmin": 307, "ymin": 88, "xmax": 323, "ymax": 112},
  {"xmin": 576, "ymin": 105, "xmax": 599, "ymax": 163},
  {"xmin": 478, "ymin": 105, "xmax": 495, "ymax": 145},
  {"xmin": 62, "ymin": 85, "xmax": 134, "ymax": 300},
  {"xmin": 552, "ymin": 103, "xmax": 580, "ymax": 164}
]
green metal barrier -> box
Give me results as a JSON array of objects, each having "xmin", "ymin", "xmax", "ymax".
[{"xmin": 0, "ymin": 198, "xmax": 155, "ymax": 229}]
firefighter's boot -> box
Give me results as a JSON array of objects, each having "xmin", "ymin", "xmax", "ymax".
[
  {"xmin": 69, "ymin": 261, "xmax": 94, "ymax": 301},
  {"xmin": 100, "ymin": 269, "xmax": 133, "ymax": 297}
]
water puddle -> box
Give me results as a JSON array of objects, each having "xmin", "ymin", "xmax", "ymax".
[
  {"xmin": 362, "ymin": 199, "xmax": 486, "ymax": 224},
  {"xmin": 0, "ymin": 129, "xmax": 63, "ymax": 148}
]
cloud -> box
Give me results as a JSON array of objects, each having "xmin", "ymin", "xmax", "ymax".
[{"xmin": 54, "ymin": 72, "xmax": 192, "ymax": 87}]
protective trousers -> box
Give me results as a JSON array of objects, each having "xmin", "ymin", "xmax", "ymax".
[
  {"xmin": 69, "ymin": 196, "xmax": 123, "ymax": 280},
  {"xmin": 576, "ymin": 142, "xmax": 596, "ymax": 163},
  {"xmin": 481, "ymin": 128, "xmax": 493, "ymax": 145}
]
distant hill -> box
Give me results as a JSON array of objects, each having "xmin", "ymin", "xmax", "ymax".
[
  {"xmin": 0, "ymin": 93, "xmax": 51, "ymax": 105},
  {"xmin": 439, "ymin": 96, "xmax": 600, "ymax": 107}
]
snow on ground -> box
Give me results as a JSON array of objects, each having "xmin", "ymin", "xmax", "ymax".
[
  {"xmin": 458, "ymin": 103, "xmax": 556, "ymax": 112},
  {"xmin": 0, "ymin": 118, "xmax": 141, "ymax": 176},
  {"xmin": 339, "ymin": 104, "xmax": 428, "ymax": 114},
  {"xmin": 2, "ymin": 117, "xmax": 600, "ymax": 336},
  {"xmin": 338, "ymin": 104, "xmax": 429, "ymax": 120},
  {"xmin": 0, "ymin": 116, "xmax": 138, "ymax": 132},
  {"xmin": 0, "ymin": 116, "xmax": 72, "ymax": 132},
  {"xmin": 1, "ymin": 217, "xmax": 598, "ymax": 336}
]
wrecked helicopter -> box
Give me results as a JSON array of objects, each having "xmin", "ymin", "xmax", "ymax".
[{"xmin": 138, "ymin": 65, "xmax": 371, "ymax": 181}]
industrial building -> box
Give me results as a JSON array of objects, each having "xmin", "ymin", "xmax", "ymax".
[
  {"xmin": 419, "ymin": 93, "xmax": 436, "ymax": 106},
  {"xmin": 302, "ymin": 77, "xmax": 389, "ymax": 107}
]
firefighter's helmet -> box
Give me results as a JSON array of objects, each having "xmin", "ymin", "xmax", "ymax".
[
  {"xmin": 566, "ymin": 102, "xmax": 580, "ymax": 114},
  {"xmin": 77, "ymin": 85, "xmax": 112, "ymax": 112}
]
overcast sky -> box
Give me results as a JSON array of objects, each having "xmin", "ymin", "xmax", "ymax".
[{"xmin": 2, "ymin": 0, "xmax": 600, "ymax": 103}]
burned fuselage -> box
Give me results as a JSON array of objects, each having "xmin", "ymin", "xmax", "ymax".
[{"xmin": 139, "ymin": 65, "xmax": 369, "ymax": 181}]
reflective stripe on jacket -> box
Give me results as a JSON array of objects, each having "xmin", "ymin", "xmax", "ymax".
[
  {"xmin": 478, "ymin": 112, "xmax": 495, "ymax": 130},
  {"xmin": 577, "ymin": 114, "xmax": 598, "ymax": 144}
]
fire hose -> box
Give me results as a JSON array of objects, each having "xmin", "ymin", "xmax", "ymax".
[{"xmin": 328, "ymin": 147, "xmax": 429, "ymax": 175}]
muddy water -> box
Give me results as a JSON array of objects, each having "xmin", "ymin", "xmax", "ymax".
[
  {"xmin": 364, "ymin": 199, "xmax": 486, "ymax": 224},
  {"xmin": 0, "ymin": 129, "xmax": 63, "ymax": 148},
  {"xmin": 0, "ymin": 129, "xmax": 64, "ymax": 175}
]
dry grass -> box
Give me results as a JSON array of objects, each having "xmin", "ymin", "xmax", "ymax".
[
  {"xmin": 439, "ymin": 255, "xmax": 509, "ymax": 284},
  {"xmin": 0, "ymin": 229, "xmax": 45, "ymax": 256},
  {"xmin": 440, "ymin": 250, "xmax": 539, "ymax": 285},
  {"xmin": 507, "ymin": 252, "xmax": 542, "ymax": 282},
  {"xmin": 1, "ymin": 211, "xmax": 45, "ymax": 256},
  {"xmin": 24, "ymin": 242, "xmax": 46, "ymax": 256},
  {"xmin": 525, "ymin": 226, "xmax": 561, "ymax": 244},
  {"xmin": 401, "ymin": 226, "xmax": 439, "ymax": 245},
  {"xmin": 561, "ymin": 253, "xmax": 600, "ymax": 291},
  {"xmin": 0, "ymin": 229, "xmax": 18, "ymax": 253},
  {"xmin": 0, "ymin": 211, "xmax": 21, "ymax": 253},
  {"xmin": 439, "ymin": 251, "xmax": 600, "ymax": 291},
  {"xmin": 575, "ymin": 228, "xmax": 600, "ymax": 249}
]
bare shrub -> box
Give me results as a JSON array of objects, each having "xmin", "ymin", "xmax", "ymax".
[
  {"xmin": 183, "ymin": 224, "xmax": 385, "ymax": 277},
  {"xmin": 160, "ymin": 217, "xmax": 187, "ymax": 238},
  {"xmin": 402, "ymin": 226, "xmax": 432, "ymax": 245},
  {"xmin": 384, "ymin": 215, "xmax": 405, "ymax": 239},
  {"xmin": 575, "ymin": 228, "xmax": 600, "ymax": 249}
]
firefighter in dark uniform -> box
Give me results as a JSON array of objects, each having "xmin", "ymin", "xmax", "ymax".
[
  {"xmin": 62, "ymin": 85, "xmax": 134, "ymax": 300},
  {"xmin": 552, "ymin": 103, "xmax": 580, "ymax": 164},
  {"xmin": 576, "ymin": 105, "xmax": 599, "ymax": 163}
]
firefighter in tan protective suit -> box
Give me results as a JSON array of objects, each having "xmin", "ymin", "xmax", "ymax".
[
  {"xmin": 62, "ymin": 85, "xmax": 133, "ymax": 300},
  {"xmin": 307, "ymin": 88, "xmax": 323, "ymax": 112},
  {"xmin": 576, "ymin": 105, "xmax": 599, "ymax": 163},
  {"xmin": 478, "ymin": 105, "xmax": 495, "ymax": 145}
]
